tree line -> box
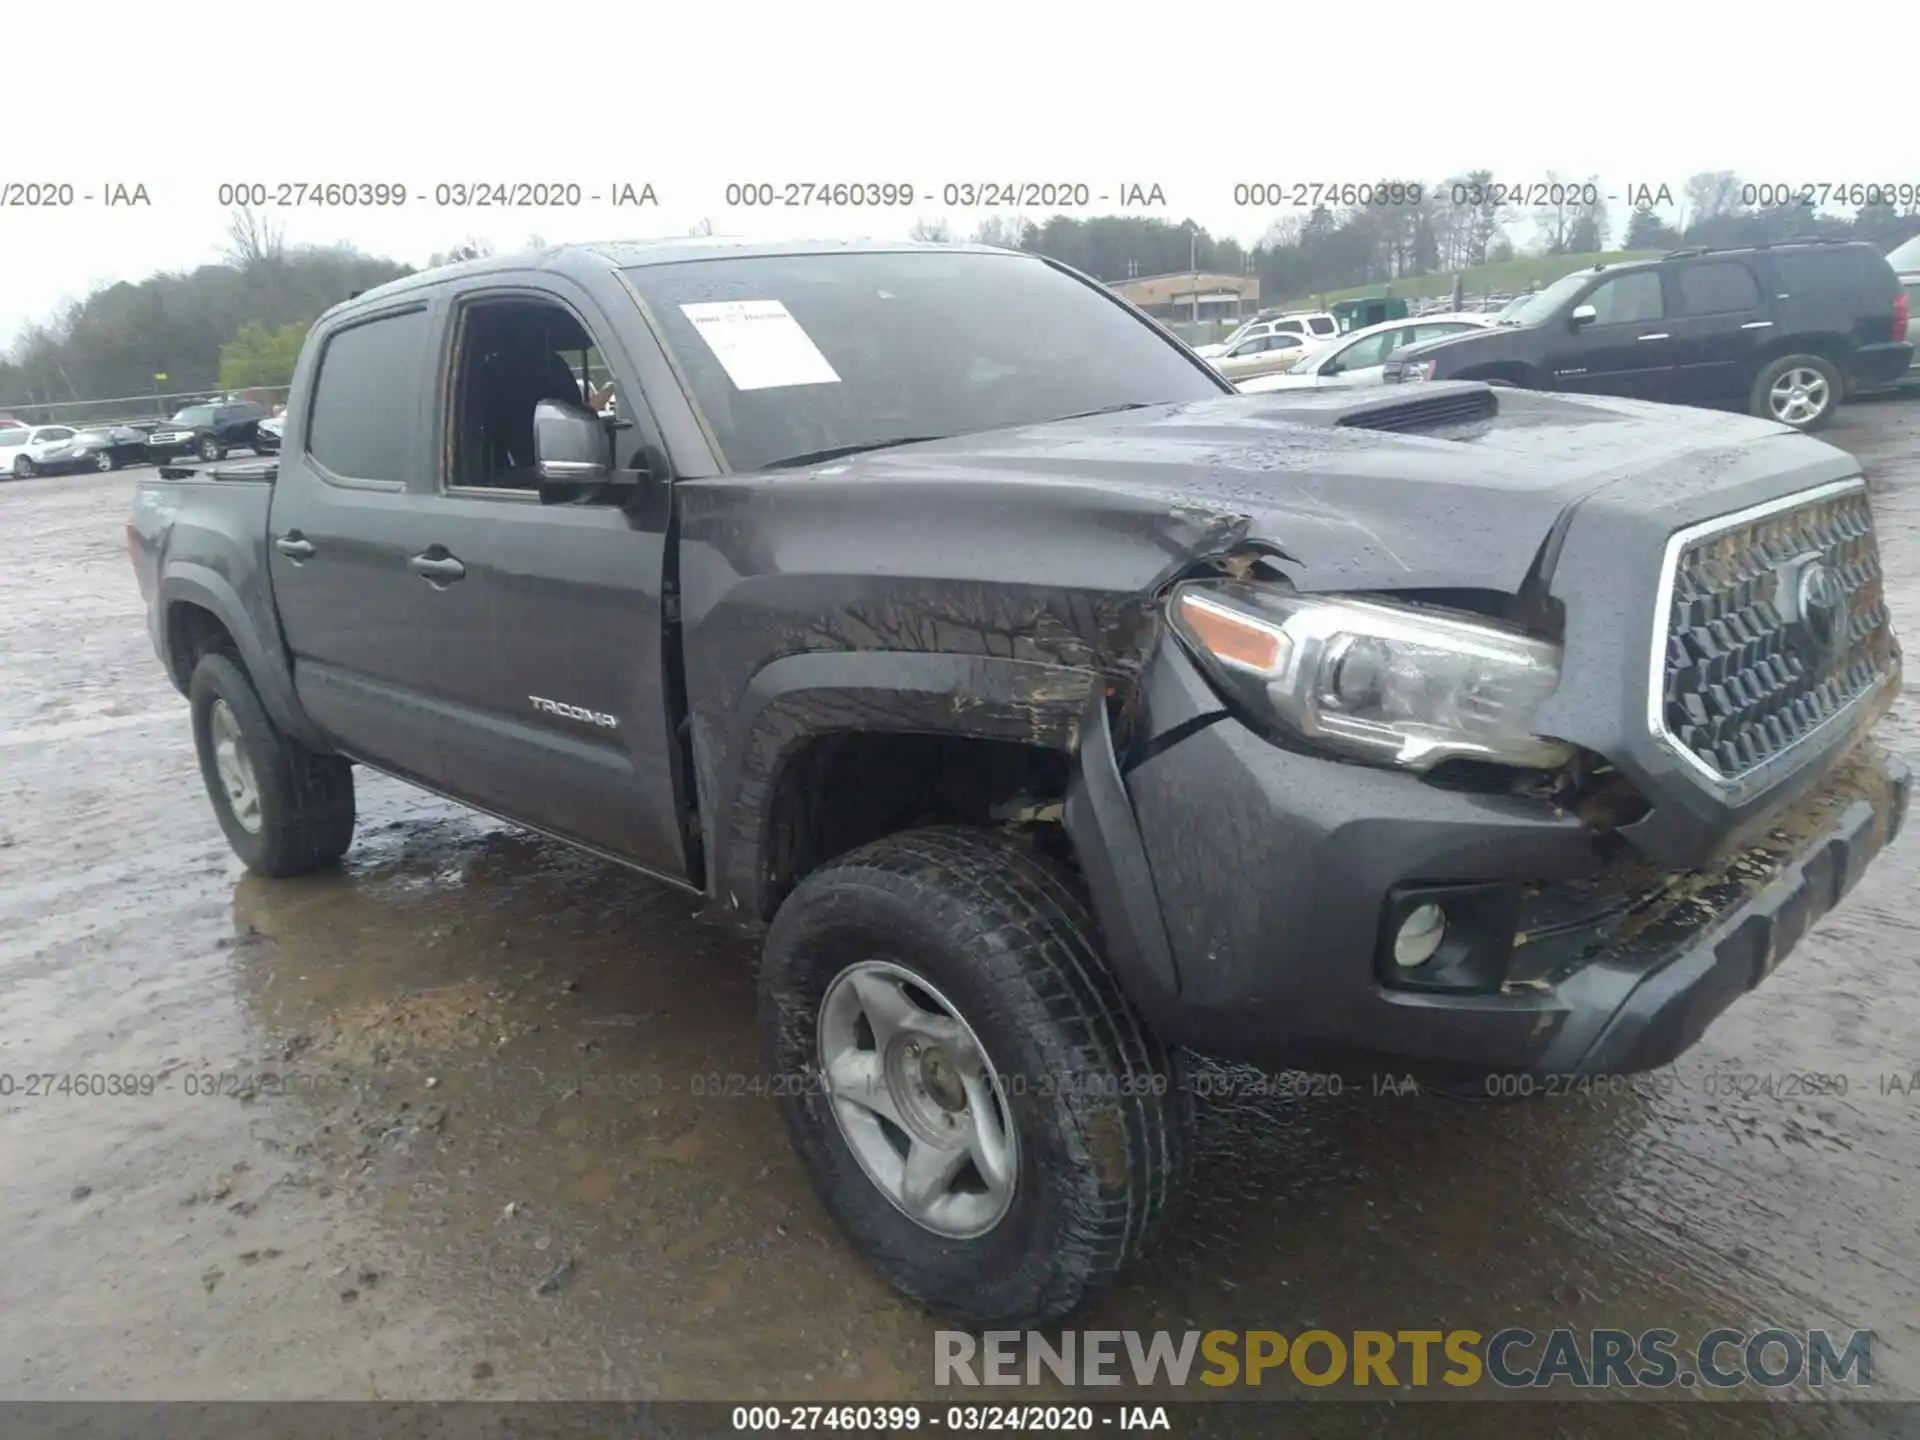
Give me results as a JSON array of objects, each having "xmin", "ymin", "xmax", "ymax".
[{"xmin": 5, "ymin": 173, "xmax": 1916, "ymax": 412}]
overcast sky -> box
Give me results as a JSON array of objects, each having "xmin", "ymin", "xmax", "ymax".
[{"xmin": 3, "ymin": 0, "xmax": 1908, "ymax": 352}]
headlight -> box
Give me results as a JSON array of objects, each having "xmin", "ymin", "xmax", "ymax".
[{"xmin": 1167, "ymin": 581, "xmax": 1573, "ymax": 771}]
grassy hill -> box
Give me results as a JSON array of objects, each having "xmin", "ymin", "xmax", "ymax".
[{"xmin": 1280, "ymin": 250, "xmax": 1662, "ymax": 309}]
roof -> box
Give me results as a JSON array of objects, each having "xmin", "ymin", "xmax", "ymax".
[{"xmin": 334, "ymin": 235, "xmax": 1027, "ymax": 314}]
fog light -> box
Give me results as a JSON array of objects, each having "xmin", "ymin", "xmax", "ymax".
[{"xmin": 1394, "ymin": 904, "xmax": 1447, "ymax": 967}]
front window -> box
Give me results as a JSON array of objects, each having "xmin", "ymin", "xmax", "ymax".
[
  {"xmin": 1498, "ymin": 271, "xmax": 1597, "ymax": 327},
  {"xmin": 623, "ymin": 250, "xmax": 1224, "ymax": 473},
  {"xmin": 1583, "ymin": 271, "xmax": 1664, "ymax": 325}
]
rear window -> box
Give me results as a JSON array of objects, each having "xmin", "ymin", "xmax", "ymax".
[
  {"xmin": 1886, "ymin": 234, "xmax": 1920, "ymax": 272},
  {"xmin": 1305, "ymin": 316, "xmax": 1337, "ymax": 336},
  {"xmin": 1767, "ymin": 247, "xmax": 1894, "ymax": 299},
  {"xmin": 307, "ymin": 307, "xmax": 430, "ymax": 483},
  {"xmin": 0, "ymin": 430, "xmax": 25, "ymax": 447}
]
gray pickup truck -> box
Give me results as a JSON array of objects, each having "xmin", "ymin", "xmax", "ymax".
[{"xmin": 129, "ymin": 238, "xmax": 1909, "ymax": 1327}]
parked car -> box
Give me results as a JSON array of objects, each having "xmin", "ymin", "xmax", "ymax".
[
  {"xmin": 129, "ymin": 238, "xmax": 1907, "ymax": 1330},
  {"xmin": 62, "ymin": 425, "xmax": 153, "ymax": 472},
  {"xmin": 144, "ymin": 400, "xmax": 276, "ymax": 463},
  {"xmin": 257, "ymin": 413, "xmax": 285, "ymax": 448},
  {"xmin": 1195, "ymin": 309, "xmax": 1339, "ymax": 359},
  {"xmin": 1238, "ymin": 313, "xmax": 1496, "ymax": 392},
  {"xmin": 1206, "ymin": 328, "xmax": 1313, "ymax": 380},
  {"xmin": 1381, "ymin": 242, "xmax": 1913, "ymax": 431},
  {"xmin": 1, "ymin": 423, "xmax": 86, "ymax": 478}
]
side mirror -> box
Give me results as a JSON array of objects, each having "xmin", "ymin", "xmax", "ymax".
[
  {"xmin": 534, "ymin": 398, "xmax": 612, "ymax": 484},
  {"xmin": 1320, "ymin": 359, "xmax": 1343, "ymax": 377},
  {"xmin": 1569, "ymin": 303, "xmax": 1598, "ymax": 329}
]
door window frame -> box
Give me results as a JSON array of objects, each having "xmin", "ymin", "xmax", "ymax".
[{"xmin": 435, "ymin": 282, "xmax": 667, "ymax": 505}]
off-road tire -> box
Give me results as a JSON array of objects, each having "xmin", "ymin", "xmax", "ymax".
[
  {"xmin": 188, "ymin": 652, "xmax": 355, "ymax": 876},
  {"xmin": 761, "ymin": 825, "xmax": 1190, "ymax": 1328},
  {"xmin": 1750, "ymin": 353, "xmax": 1842, "ymax": 431}
]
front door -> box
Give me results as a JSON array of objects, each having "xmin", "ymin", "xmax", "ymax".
[
  {"xmin": 410, "ymin": 283, "xmax": 690, "ymax": 882},
  {"xmin": 1546, "ymin": 270, "xmax": 1675, "ymax": 401}
]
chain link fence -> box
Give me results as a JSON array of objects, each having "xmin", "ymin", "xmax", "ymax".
[{"xmin": 0, "ymin": 385, "xmax": 294, "ymax": 432}]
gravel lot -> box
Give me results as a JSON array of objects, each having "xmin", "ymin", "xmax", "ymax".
[{"xmin": 2, "ymin": 399, "xmax": 1919, "ymax": 1434}]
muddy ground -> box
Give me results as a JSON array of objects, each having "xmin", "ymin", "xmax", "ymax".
[{"xmin": 2, "ymin": 400, "xmax": 1919, "ymax": 1433}]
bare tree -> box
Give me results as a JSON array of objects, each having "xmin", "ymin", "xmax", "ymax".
[
  {"xmin": 427, "ymin": 236, "xmax": 496, "ymax": 268},
  {"xmin": 222, "ymin": 206, "xmax": 286, "ymax": 269},
  {"xmin": 907, "ymin": 218, "xmax": 952, "ymax": 242},
  {"xmin": 970, "ymin": 214, "xmax": 1033, "ymax": 249},
  {"xmin": 1258, "ymin": 215, "xmax": 1304, "ymax": 250},
  {"xmin": 688, "ymin": 217, "xmax": 715, "ymax": 238}
]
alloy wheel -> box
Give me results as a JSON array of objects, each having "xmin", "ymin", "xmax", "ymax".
[{"xmin": 817, "ymin": 959, "xmax": 1019, "ymax": 1238}]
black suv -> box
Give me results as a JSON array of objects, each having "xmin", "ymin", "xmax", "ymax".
[
  {"xmin": 143, "ymin": 400, "xmax": 276, "ymax": 463},
  {"xmin": 1383, "ymin": 241, "xmax": 1912, "ymax": 431}
]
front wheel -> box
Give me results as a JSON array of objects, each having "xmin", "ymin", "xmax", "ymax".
[
  {"xmin": 188, "ymin": 652, "xmax": 356, "ymax": 876},
  {"xmin": 93, "ymin": 450, "xmax": 116, "ymax": 472},
  {"xmin": 761, "ymin": 826, "xmax": 1190, "ymax": 1328},
  {"xmin": 1752, "ymin": 354, "xmax": 1841, "ymax": 431},
  {"xmin": 197, "ymin": 435, "xmax": 226, "ymax": 462}
]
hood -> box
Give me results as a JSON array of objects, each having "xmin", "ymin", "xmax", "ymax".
[
  {"xmin": 682, "ymin": 385, "xmax": 1854, "ymax": 599},
  {"xmin": 1389, "ymin": 323, "xmax": 1529, "ymax": 365}
]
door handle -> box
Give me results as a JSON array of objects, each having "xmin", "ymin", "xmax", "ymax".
[
  {"xmin": 1741, "ymin": 320, "xmax": 1775, "ymax": 330},
  {"xmin": 274, "ymin": 535, "xmax": 315, "ymax": 560},
  {"xmin": 408, "ymin": 551, "xmax": 466, "ymax": 583},
  {"xmin": 1636, "ymin": 332, "xmax": 1671, "ymax": 342}
]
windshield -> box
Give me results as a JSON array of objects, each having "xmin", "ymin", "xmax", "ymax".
[
  {"xmin": 623, "ymin": 250, "xmax": 1225, "ymax": 472},
  {"xmin": 169, "ymin": 406, "xmax": 216, "ymax": 426},
  {"xmin": 1498, "ymin": 271, "xmax": 1597, "ymax": 326},
  {"xmin": 1888, "ymin": 234, "xmax": 1920, "ymax": 272}
]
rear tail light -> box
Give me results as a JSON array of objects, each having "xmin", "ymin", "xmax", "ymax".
[{"xmin": 1894, "ymin": 289, "xmax": 1909, "ymax": 343}]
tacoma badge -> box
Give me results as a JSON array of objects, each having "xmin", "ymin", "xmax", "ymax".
[{"xmin": 529, "ymin": 695, "xmax": 620, "ymax": 729}]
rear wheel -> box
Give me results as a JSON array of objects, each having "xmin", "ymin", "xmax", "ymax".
[
  {"xmin": 1751, "ymin": 354, "xmax": 1841, "ymax": 431},
  {"xmin": 13, "ymin": 456, "xmax": 34, "ymax": 478},
  {"xmin": 188, "ymin": 652, "xmax": 355, "ymax": 876},
  {"xmin": 761, "ymin": 826, "xmax": 1190, "ymax": 1327}
]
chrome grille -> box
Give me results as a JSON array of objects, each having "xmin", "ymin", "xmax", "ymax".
[{"xmin": 1657, "ymin": 483, "xmax": 1897, "ymax": 783}]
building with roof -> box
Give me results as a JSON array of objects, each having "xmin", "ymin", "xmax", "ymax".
[{"xmin": 1109, "ymin": 272, "xmax": 1260, "ymax": 324}]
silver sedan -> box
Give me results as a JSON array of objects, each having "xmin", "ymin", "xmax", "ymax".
[{"xmin": 1235, "ymin": 313, "xmax": 1497, "ymax": 392}]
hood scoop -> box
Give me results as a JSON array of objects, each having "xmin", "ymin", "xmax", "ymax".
[{"xmin": 1331, "ymin": 382, "xmax": 1499, "ymax": 434}]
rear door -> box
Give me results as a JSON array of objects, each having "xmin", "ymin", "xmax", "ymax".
[
  {"xmin": 267, "ymin": 300, "xmax": 454, "ymax": 787},
  {"xmin": 1546, "ymin": 270, "xmax": 1675, "ymax": 400},
  {"xmin": 1665, "ymin": 258, "xmax": 1769, "ymax": 406}
]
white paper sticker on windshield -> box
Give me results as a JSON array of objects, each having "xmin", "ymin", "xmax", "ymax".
[{"xmin": 678, "ymin": 300, "xmax": 841, "ymax": 391}]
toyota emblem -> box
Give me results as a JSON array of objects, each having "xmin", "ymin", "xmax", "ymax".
[{"xmin": 1797, "ymin": 561, "xmax": 1842, "ymax": 653}]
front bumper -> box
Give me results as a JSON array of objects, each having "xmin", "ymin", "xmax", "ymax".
[{"xmin": 1077, "ymin": 687, "xmax": 1909, "ymax": 1083}]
